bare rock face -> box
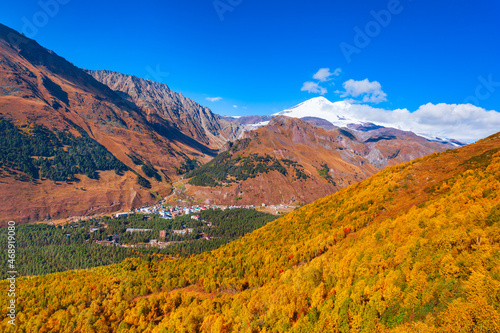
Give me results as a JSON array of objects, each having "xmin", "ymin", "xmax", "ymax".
[
  {"xmin": 0, "ymin": 23, "xmax": 218, "ymax": 223},
  {"xmin": 86, "ymin": 70, "xmax": 245, "ymax": 148}
]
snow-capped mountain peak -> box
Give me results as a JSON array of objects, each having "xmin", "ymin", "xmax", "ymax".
[
  {"xmin": 273, "ymin": 97, "xmax": 465, "ymax": 146},
  {"xmin": 275, "ymin": 97, "xmax": 364, "ymax": 128}
]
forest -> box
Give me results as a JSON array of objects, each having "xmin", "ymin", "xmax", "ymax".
[
  {"xmin": 1, "ymin": 133, "xmax": 500, "ymax": 332},
  {"xmin": 0, "ymin": 208, "xmax": 277, "ymax": 279},
  {"xmin": 186, "ymin": 150, "xmax": 309, "ymax": 187},
  {"xmin": 141, "ymin": 164, "xmax": 162, "ymax": 182},
  {"xmin": 176, "ymin": 157, "xmax": 201, "ymax": 175},
  {"xmin": 0, "ymin": 119, "xmax": 128, "ymax": 181}
]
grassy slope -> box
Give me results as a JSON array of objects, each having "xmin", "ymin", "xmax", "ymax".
[{"xmin": 1, "ymin": 133, "xmax": 500, "ymax": 332}]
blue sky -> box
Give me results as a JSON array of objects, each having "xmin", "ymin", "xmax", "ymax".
[{"xmin": 1, "ymin": 0, "xmax": 499, "ymax": 118}]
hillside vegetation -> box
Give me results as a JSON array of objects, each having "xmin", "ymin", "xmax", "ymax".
[
  {"xmin": 185, "ymin": 139, "xmax": 309, "ymax": 187},
  {"xmin": 1, "ymin": 133, "xmax": 500, "ymax": 332},
  {"xmin": 0, "ymin": 119, "xmax": 128, "ymax": 181}
]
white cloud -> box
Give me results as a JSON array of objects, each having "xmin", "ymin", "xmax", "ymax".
[
  {"xmin": 399, "ymin": 103, "xmax": 500, "ymax": 142},
  {"xmin": 340, "ymin": 79, "xmax": 387, "ymax": 104},
  {"xmin": 206, "ymin": 97, "xmax": 223, "ymax": 102},
  {"xmin": 301, "ymin": 67, "xmax": 341, "ymax": 95},
  {"xmin": 313, "ymin": 68, "xmax": 341, "ymax": 82},
  {"xmin": 233, "ymin": 105, "xmax": 238, "ymax": 108},
  {"xmin": 301, "ymin": 81, "xmax": 327, "ymax": 95}
]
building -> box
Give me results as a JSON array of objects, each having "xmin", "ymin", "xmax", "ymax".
[
  {"xmin": 172, "ymin": 228, "xmax": 193, "ymax": 235},
  {"xmin": 159, "ymin": 211, "xmax": 172, "ymax": 219},
  {"xmin": 95, "ymin": 240, "xmax": 114, "ymax": 245},
  {"xmin": 126, "ymin": 228, "xmax": 152, "ymax": 233},
  {"xmin": 140, "ymin": 207, "xmax": 152, "ymax": 214}
]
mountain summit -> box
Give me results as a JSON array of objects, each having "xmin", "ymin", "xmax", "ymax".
[
  {"xmin": 0, "ymin": 22, "xmax": 463, "ymax": 222},
  {"xmin": 276, "ymin": 96, "xmax": 370, "ymax": 128},
  {"xmin": 276, "ymin": 97, "xmax": 464, "ymax": 146}
]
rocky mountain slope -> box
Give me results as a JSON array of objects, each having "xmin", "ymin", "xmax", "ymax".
[
  {"xmin": 0, "ymin": 23, "xmax": 216, "ymax": 223},
  {"xmin": 86, "ymin": 70, "xmax": 244, "ymax": 148},
  {"xmin": 182, "ymin": 116, "xmax": 455, "ymax": 206},
  {"xmin": 4, "ymin": 129, "xmax": 500, "ymax": 332}
]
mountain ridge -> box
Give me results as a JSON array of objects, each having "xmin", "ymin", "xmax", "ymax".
[
  {"xmin": 0, "ymin": 23, "xmax": 218, "ymax": 223},
  {"xmin": 85, "ymin": 69, "xmax": 245, "ymax": 148}
]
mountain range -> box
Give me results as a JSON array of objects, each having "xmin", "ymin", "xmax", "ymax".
[
  {"xmin": 0, "ymin": 22, "xmax": 458, "ymax": 223},
  {"xmin": 1, "ymin": 20, "xmax": 499, "ymax": 331},
  {"xmin": 183, "ymin": 116, "xmax": 455, "ymax": 206},
  {"xmin": 4, "ymin": 120, "xmax": 500, "ymax": 332},
  {"xmin": 0, "ymin": 23, "xmax": 232, "ymax": 223}
]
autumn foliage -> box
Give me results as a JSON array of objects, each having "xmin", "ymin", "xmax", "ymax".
[{"xmin": 2, "ymin": 133, "xmax": 500, "ymax": 332}]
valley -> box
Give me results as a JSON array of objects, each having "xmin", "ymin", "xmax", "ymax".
[
  {"xmin": 0, "ymin": 8, "xmax": 499, "ymax": 331},
  {"xmin": 2, "ymin": 122, "xmax": 499, "ymax": 332}
]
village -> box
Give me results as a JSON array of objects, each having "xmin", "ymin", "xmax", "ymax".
[
  {"xmin": 85, "ymin": 202, "xmax": 293, "ymax": 249},
  {"xmin": 115, "ymin": 202, "xmax": 292, "ymax": 220}
]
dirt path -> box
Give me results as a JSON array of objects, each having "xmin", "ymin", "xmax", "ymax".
[{"xmin": 163, "ymin": 177, "xmax": 197, "ymax": 205}]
